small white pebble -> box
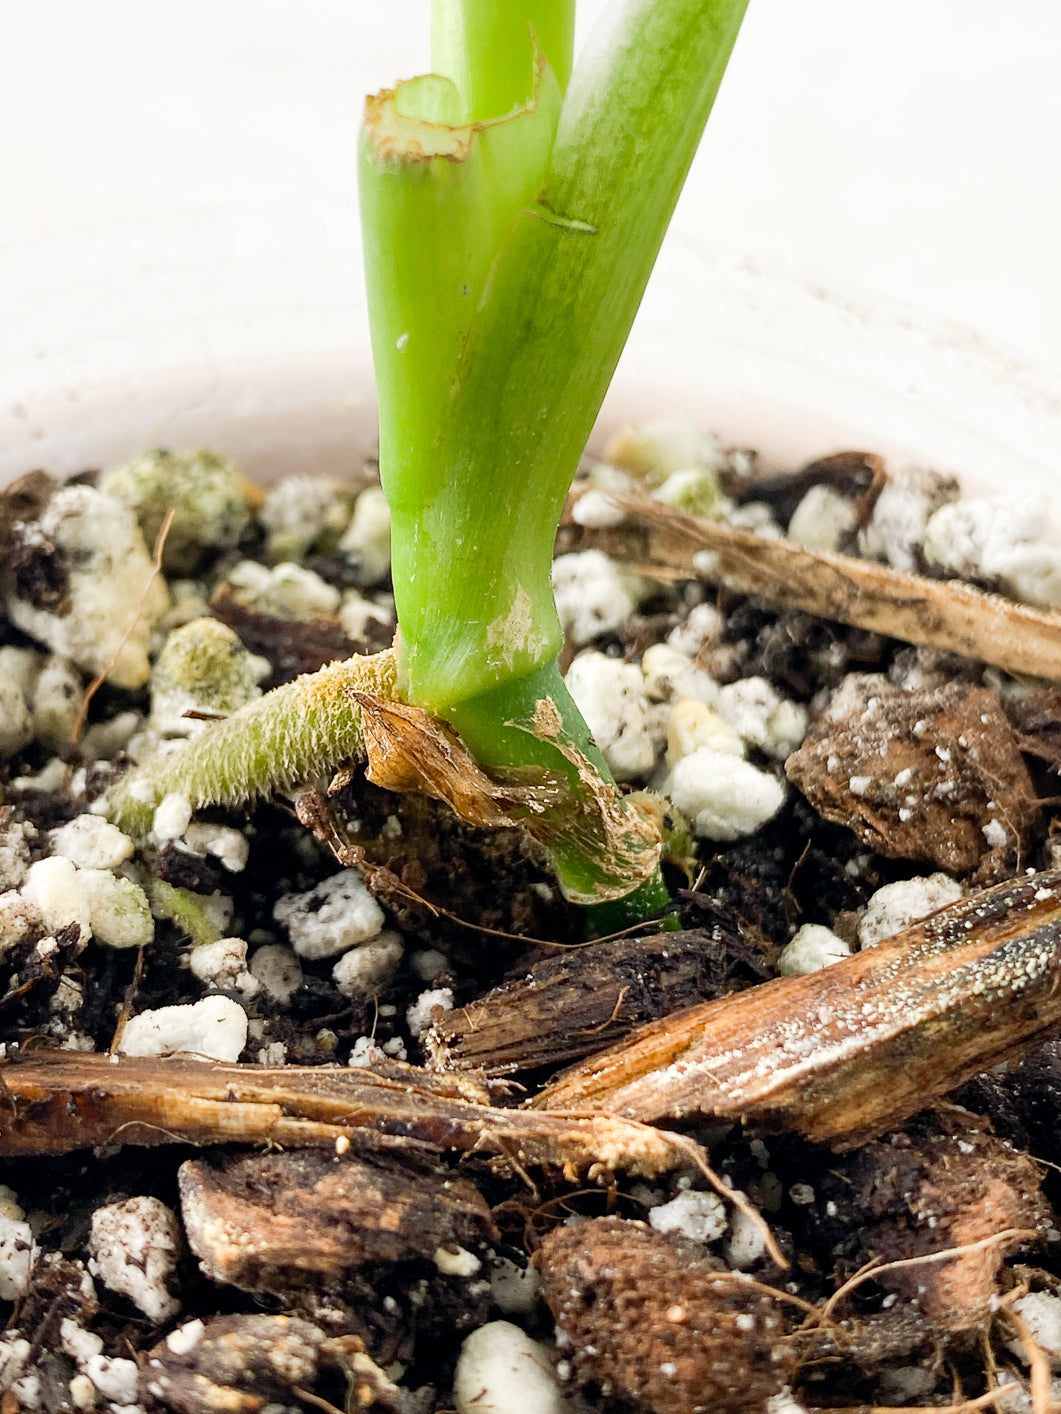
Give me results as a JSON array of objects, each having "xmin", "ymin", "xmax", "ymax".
[
  {"xmin": 453, "ymin": 1321, "xmax": 565, "ymax": 1414},
  {"xmin": 669, "ymin": 748, "xmax": 785, "ymax": 841},
  {"xmin": 223, "ymin": 559, "xmax": 340, "ymax": 618},
  {"xmin": 82, "ymin": 1354, "xmax": 140, "ymax": 1405},
  {"xmin": 716, "ymin": 677, "xmax": 808, "ymax": 759},
  {"xmin": 88, "ymin": 1197, "xmax": 181, "ymax": 1323},
  {"xmin": 406, "ymin": 987, "xmax": 455, "ymax": 1039},
  {"xmin": 411, "ymin": 949, "xmax": 448, "ymax": 983},
  {"xmin": 182, "ymin": 822, "xmax": 250, "ymax": 874},
  {"xmin": 641, "ymin": 644, "xmax": 718, "ymax": 706},
  {"xmin": 648, "ymin": 1190, "xmax": 727, "ymax": 1244},
  {"xmin": 49, "ymin": 815, "xmax": 134, "ymax": 872},
  {"xmin": 666, "ymin": 698, "xmax": 744, "ymax": 769},
  {"xmin": 0, "ymin": 679, "xmax": 33, "ymax": 758},
  {"xmin": 68, "ymin": 1372, "xmax": 97, "ymax": 1409},
  {"xmin": 858, "ymin": 873, "xmax": 963, "ymax": 948},
  {"xmin": 726, "ymin": 1206, "xmax": 770, "ymax": 1270},
  {"xmin": 765, "ymin": 1388, "xmax": 810, "ymax": 1414},
  {"xmin": 778, "ymin": 924, "xmax": 851, "ymax": 976},
  {"xmin": 789, "ymin": 1183, "xmax": 815, "ymax": 1207},
  {"xmin": 248, "ymin": 943, "xmax": 302, "ymax": 1005},
  {"xmin": 982, "ymin": 817, "xmax": 1009, "ymax": 849},
  {"xmin": 274, "ymin": 871, "xmax": 385, "ymax": 960},
  {"xmin": 331, "ymin": 931, "xmax": 404, "ymax": 997},
  {"xmin": 667, "ymin": 602, "xmax": 722, "ymax": 658},
  {"xmin": 1006, "ymin": 1292, "xmax": 1061, "ymax": 1368},
  {"xmin": 0, "ymin": 1186, "xmax": 24, "ymax": 1222},
  {"xmin": 31, "ymin": 656, "xmax": 83, "ymax": 750},
  {"xmin": 339, "ymin": 486, "xmax": 392, "ymax": 586},
  {"xmin": 434, "ymin": 1245, "xmax": 482, "ymax": 1278},
  {"xmin": 118, "ymin": 995, "xmax": 248, "ymax": 1063}
]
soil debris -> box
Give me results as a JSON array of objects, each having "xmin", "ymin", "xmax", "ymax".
[{"xmin": 538, "ymin": 1216, "xmax": 794, "ymax": 1413}]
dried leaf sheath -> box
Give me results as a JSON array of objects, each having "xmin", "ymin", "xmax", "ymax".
[
  {"xmin": 537, "ymin": 869, "xmax": 1061, "ymax": 1149},
  {"xmin": 0, "ymin": 1052, "xmax": 688, "ymax": 1177}
]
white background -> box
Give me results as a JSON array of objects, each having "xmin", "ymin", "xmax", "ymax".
[{"xmin": 2, "ymin": 2, "xmax": 1059, "ymax": 487}]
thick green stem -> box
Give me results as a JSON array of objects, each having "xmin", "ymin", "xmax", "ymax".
[{"xmin": 431, "ymin": 0, "xmax": 574, "ymax": 120}]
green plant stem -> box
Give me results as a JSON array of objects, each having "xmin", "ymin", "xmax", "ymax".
[
  {"xmin": 107, "ymin": 651, "xmax": 399, "ymax": 835},
  {"xmin": 431, "ymin": 0, "xmax": 574, "ymax": 120}
]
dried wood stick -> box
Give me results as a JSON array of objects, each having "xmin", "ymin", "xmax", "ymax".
[
  {"xmin": 537, "ymin": 869, "xmax": 1061, "ymax": 1149},
  {"xmin": 0, "ymin": 1050, "xmax": 687, "ymax": 1178},
  {"xmin": 564, "ymin": 491, "xmax": 1061, "ymax": 682}
]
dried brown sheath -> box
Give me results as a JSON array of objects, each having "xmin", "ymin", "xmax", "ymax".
[
  {"xmin": 0, "ymin": 1051, "xmax": 684, "ymax": 1176},
  {"xmin": 564, "ymin": 492, "xmax": 1061, "ymax": 683},
  {"xmin": 538, "ymin": 869, "xmax": 1061, "ymax": 1149}
]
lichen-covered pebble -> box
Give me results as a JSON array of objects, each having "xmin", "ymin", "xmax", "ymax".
[
  {"xmin": 331, "ymin": 931, "xmax": 404, "ymax": 997},
  {"xmin": 669, "ymin": 748, "xmax": 785, "ymax": 841},
  {"xmin": 31, "ymin": 655, "xmax": 82, "ymax": 750},
  {"xmin": 49, "ymin": 814, "xmax": 134, "ymax": 871},
  {"xmin": 119, "ymin": 995, "xmax": 248, "ymax": 1063},
  {"xmin": 339, "ymin": 485, "xmax": 392, "ymax": 585},
  {"xmin": 261, "ymin": 474, "xmax": 350, "ymax": 560},
  {"xmin": 151, "ymin": 617, "xmax": 264, "ymax": 737},
  {"xmin": 88, "ymin": 1196, "xmax": 181, "ymax": 1323},
  {"xmin": 6, "ymin": 485, "xmax": 169, "ymax": 689},
  {"xmin": 99, "ymin": 447, "xmax": 249, "ymax": 574},
  {"xmin": 652, "ymin": 466, "xmax": 727, "ymax": 518},
  {"xmin": 602, "ymin": 418, "xmax": 724, "ymax": 482},
  {"xmin": 274, "ymin": 870, "xmax": 385, "ymax": 960},
  {"xmin": 79, "ymin": 869, "xmax": 154, "ymax": 949}
]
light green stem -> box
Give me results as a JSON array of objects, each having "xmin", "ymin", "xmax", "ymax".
[{"xmin": 107, "ymin": 652, "xmax": 399, "ymax": 835}]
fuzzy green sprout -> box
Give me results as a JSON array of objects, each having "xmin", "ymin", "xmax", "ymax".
[{"xmin": 110, "ymin": 0, "xmax": 748, "ymax": 924}]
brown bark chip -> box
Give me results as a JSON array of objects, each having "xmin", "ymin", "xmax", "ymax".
[
  {"xmin": 785, "ymin": 673, "xmax": 1038, "ymax": 876},
  {"xmin": 179, "ymin": 1147, "xmax": 498, "ymax": 1291},
  {"xmin": 142, "ymin": 1313, "xmax": 325, "ymax": 1414},
  {"xmin": 538, "ymin": 1217, "xmax": 793, "ymax": 1414}
]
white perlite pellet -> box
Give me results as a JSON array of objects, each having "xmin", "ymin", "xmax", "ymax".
[
  {"xmin": 49, "ymin": 814, "xmax": 134, "ymax": 871},
  {"xmin": 331, "ymin": 931, "xmax": 405, "ymax": 997},
  {"xmin": 924, "ymin": 493, "xmax": 1061, "ymax": 609},
  {"xmin": 79, "ymin": 869, "xmax": 154, "ymax": 949},
  {"xmin": 0, "ymin": 679, "xmax": 32, "ymax": 758},
  {"xmin": 1005, "ymin": 1292, "xmax": 1061, "ymax": 1368},
  {"xmin": 152, "ymin": 793, "xmax": 193, "ymax": 841},
  {"xmin": 858, "ymin": 873, "xmax": 963, "ymax": 948},
  {"xmin": 224, "ymin": 559, "xmax": 341, "ymax": 619},
  {"xmin": 669, "ymin": 748, "xmax": 786, "ymax": 841},
  {"xmin": 778, "ymin": 924, "xmax": 852, "ymax": 976},
  {"xmin": 188, "ymin": 937, "xmax": 260, "ymax": 998},
  {"xmin": 551, "ymin": 550, "xmax": 640, "ymax": 646},
  {"xmin": 0, "ymin": 1218, "xmax": 36, "ymax": 1300},
  {"xmin": 274, "ymin": 870, "xmax": 385, "ymax": 960},
  {"xmin": 666, "ymin": 699, "xmax": 745, "ymax": 769},
  {"xmin": 182, "ymin": 822, "xmax": 250, "ymax": 874},
  {"xmin": 648, "ymin": 1190, "xmax": 727, "ymax": 1244},
  {"xmin": 407, "ymin": 987, "xmax": 455, "ymax": 1040},
  {"xmin": 489, "ymin": 1258, "xmax": 541, "ymax": 1316},
  {"xmin": 88, "ymin": 1197, "xmax": 181, "ymax": 1323},
  {"xmin": 716, "ymin": 677, "xmax": 808, "ymax": 759},
  {"xmin": 118, "ymin": 995, "xmax": 248, "ymax": 1063},
  {"xmin": 339, "ymin": 485, "xmax": 392, "ymax": 586},
  {"xmin": 452, "ymin": 1321, "xmax": 566, "ymax": 1414},
  {"xmin": 565, "ymin": 650, "xmax": 664, "ymax": 781},
  {"xmin": 248, "ymin": 944, "xmax": 302, "ymax": 1005},
  {"xmin": 641, "ymin": 644, "xmax": 718, "ymax": 706},
  {"xmin": 787, "ymin": 485, "xmax": 856, "ymax": 552},
  {"xmin": 21, "ymin": 856, "xmax": 93, "ymax": 940}
]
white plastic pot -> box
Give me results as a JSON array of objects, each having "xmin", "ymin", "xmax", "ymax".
[{"xmin": 1, "ymin": 2, "xmax": 1059, "ymax": 505}]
